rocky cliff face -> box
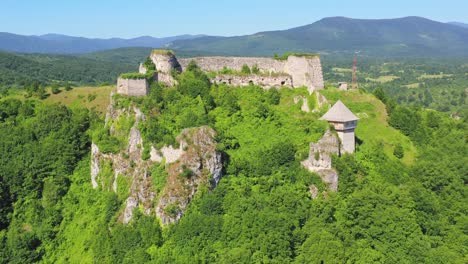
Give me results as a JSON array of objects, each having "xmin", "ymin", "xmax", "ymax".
[
  {"xmin": 301, "ymin": 130, "xmax": 340, "ymax": 192},
  {"xmin": 156, "ymin": 126, "xmax": 223, "ymax": 224},
  {"xmin": 91, "ymin": 99, "xmax": 223, "ymax": 224}
]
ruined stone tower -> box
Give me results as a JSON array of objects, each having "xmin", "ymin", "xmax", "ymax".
[
  {"xmin": 320, "ymin": 100, "xmax": 359, "ymax": 153},
  {"xmin": 150, "ymin": 50, "xmax": 182, "ymax": 86},
  {"xmin": 116, "ymin": 77, "xmax": 149, "ymax": 96}
]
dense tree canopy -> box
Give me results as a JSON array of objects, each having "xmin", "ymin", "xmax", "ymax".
[{"xmin": 0, "ymin": 63, "xmax": 466, "ymax": 263}]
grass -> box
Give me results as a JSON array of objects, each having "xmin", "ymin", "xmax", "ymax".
[
  {"xmin": 418, "ymin": 73, "xmax": 453, "ymax": 79},
  {"xmin": 332, "ymin": 67, "xmax": 352, "ymax": 73},
  {"xmin": 273, "ymin": 52, "xmax": 320, "ymax": 60},
  {"xmin": 44, "ymin": 86, "xmax": 114, "ymax": 114},
  {"xmin": 320, "ymin": 89, "xmax": 416, "ymax": 165},
  {"xmin": 151, "ymin": 49, "xmax": 175, "ymax": 56},
  {"xmin": 119, "ymin": 72, "xmax": 147, "ymax": 79},
  {"xmin": 404, "ymin": 83, "xmax": 420, "ymax": 88},
  {"xmin": 366, "ymin": 75, "xmax": 400, "ymax": 83}
]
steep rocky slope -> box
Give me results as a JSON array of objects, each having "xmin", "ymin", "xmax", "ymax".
[{"xmin": 91, "ymin": 97, "xmax": 223, "ymax": 224}]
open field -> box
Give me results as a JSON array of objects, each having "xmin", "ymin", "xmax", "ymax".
[
  {"xmin": 366, "ymin": 75, "xmax": 400, "ymax": 83},
  {"xmin": 418, "ymin": 73, "xmax": 453, "ymax": 79},
  {"xmin": 44, "ymin": 86, "xmax": 114, "ymax": 114}
]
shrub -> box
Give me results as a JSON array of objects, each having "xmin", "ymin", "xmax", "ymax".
[
  {"xmin": 241, "ymin": 64, "xmax": 251, "ymax": 74},
  {"xmin": 143, "ymin": 57, "xmax": 156, "ymax": 71},
  {"xmin": 51, "ymin": 84, "xmax": 61, "ymax": 94},
  {"xmin": 252, "ymin": 64, "xmax": 260, "ymax": 74},
  {"xmin": 64, "ymin": 83, "xmax": 73, "ymax": 91},
  {"xmin": 87, "ymin": 94, "xmax": 97, "ymax": 102},
  {"xmin": 180, "ymin": 165, "xmax": 194, "ymax": 178},
  {"xmin": 393, "ymin": 144, "xmax": 404, "ymax": 159}
]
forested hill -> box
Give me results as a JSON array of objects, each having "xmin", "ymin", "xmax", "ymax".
[
  {"xmin": 0, "ymin": 64, "xmax": 466, "ymax": 262},
  {"xmin": 0, "ymin": 33, "xmax": 203, "ymax": 54},
  {"xmin": 168, "ymin": 16, "xmax": 468, "ymax": 57},
  {"xmin": 0, "ymin": 51, "xmax": 135, "ymax": 88}
]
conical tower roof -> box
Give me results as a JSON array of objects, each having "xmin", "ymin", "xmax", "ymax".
[{"xmin": 320, "ymin": 100, "xmax": 358, "ymax": 122}]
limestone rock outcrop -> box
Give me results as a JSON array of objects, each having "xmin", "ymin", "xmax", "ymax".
[
  {"xmin": 302, "ymin": 130, "xmax": 340, "ymax": 192},
  {"xmin": 91, "ymin": 98, "xmax": 223, "ymax": 224},
  {"xmin": 156, "ymin": 126, "xmax": 223, "ymax": 224}
]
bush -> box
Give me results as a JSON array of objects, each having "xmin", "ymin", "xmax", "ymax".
[
  {"xmin": 241, "ymin": 64, "xmax": 251, "ymax": 74},
  {"xmin": 64, "ymin": 83, "xmax": 72, "ymax": 91},
  {"xmin": 252, "ymin": 64, "xmax": 260, "ymax": 74},
  {"xmin": 87, "ymin": 94, "xmax": 97, "ymax": 102},
  {"xmin": 180, "ymin": 165, "xmax": 194, "ymax": 178},
  {"xmin": 393, "ymin": 144, "xmax": 404, "ymax": 159},
  {"xmin": 143, "ymin": 57, "xmax": 156, "ymax": 71},
  {"xmin": 51, "ymin": 84, "xmax": 61, "ymax": 94}
]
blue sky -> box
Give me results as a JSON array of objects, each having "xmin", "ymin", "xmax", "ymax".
[{"xmin": 1, "ymin": 0, "xmax": 467, "ymax": 38}]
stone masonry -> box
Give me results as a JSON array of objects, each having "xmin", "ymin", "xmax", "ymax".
[
  {"xmin": 179, "ymin": 55, "xmax": 324, "ymax": 92},
  {"xmin": 117, "ymin": 50, "xmax": 324, "ymax": 96},
  {"xmin": 117, "ymin": 78, "xmax": 149, "ymax": 96}
]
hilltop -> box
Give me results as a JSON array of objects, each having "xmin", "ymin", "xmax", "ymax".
[
  {"xmin": 0, "ymin": 32, "xmax": 203, "ymax": 54},
  {"xmin": 169, "ymin": 16, "xmax": 468, "ymax": 57}
]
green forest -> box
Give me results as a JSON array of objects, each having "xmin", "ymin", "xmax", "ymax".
[
  {"xmin": 0, "ymin": 51, "xmax": 135, "ymax": 91},
  {"xmin": 323, "ymin": 57, "xmax": 468, "ymax": 116},
  {"xmin": 0, "ymin": 61, "xmax": 466, "ymax": 263}
]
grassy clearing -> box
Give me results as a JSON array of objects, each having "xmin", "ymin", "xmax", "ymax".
[
  {"xmin": 404, "ymin": 83, "xmax": 420, "ymax": 88},
  {"xmin": 366, "ymin": 75, "xmax": 400, "ymax": 83},
  {"xmin": 332, "ymin": 67, "xmax": 352, "ymax": 73},
  {"xmin": 418, "ymin": 73, "xmax": 453, "ymax": 79},
  {"xmin": 45, "ymin": 86, "xmax": 114, "ymax": 114},
  {"xmin": 320, "ymin": 89, "xmax": 416, "ymax": 165}
]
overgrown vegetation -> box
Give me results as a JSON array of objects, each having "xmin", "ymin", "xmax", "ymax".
[
  {"xmin": 0, "ymin": 51, "xmax": 134, "ymax": 90},
  {"xmin": 0, "ymin": 60, "xmax": 466, "ymax": 263},
  {"xmin": 273, "ymin": 52, "xmax": 320, "ymax": 60}
]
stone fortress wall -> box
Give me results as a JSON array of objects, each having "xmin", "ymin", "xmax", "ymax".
[
  {"xmin": 212, "ymin": 74, "xmax": 293, "ymax": 89},
  {"xmin": 117, "ymin": 50, "xmax": 324, "ymax": 96},
  {"xmin": 117, "ymin": 78, "xmax": 148, "ymax": 96},
  {"xmin": 178, "ymin": 55, "xmax": 324, "ymax": 92}
]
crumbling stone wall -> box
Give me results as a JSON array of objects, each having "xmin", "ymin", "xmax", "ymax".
[
  {"xmin": 179, "ymin": 55, "xmax": 324, "ymax": 91},
  {"xmin": 212, "ymin": 74, "xmax": 293, "ymax": 89},
  {"xmin": 301, "ymin": 130, "xmax": 340, "ymax": 192},
  {"xmin": 116, "ymin": 78, "xmax": 149, "ymax": 96},
  {"xmin": 179, "ymin": 57, "xmax": 285, "ymax": 73},
  {"xmin": 119, "ymin": 51, "xmax": 324, "ymax": 95}
]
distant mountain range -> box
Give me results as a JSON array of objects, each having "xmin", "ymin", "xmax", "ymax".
[
  {"xmin": 448, "ymin": 22, "xmax": 468, "ymax": 29},
  {"xmin": 0, "ymin": 33, "xmax": 204, "ymax": 54},
  {"xmin": 0, "ymin": 17, "xmax": 468, "ymax": 57},
  {"xmin": 168, "ymin": 17, "xmax": 468, "ymax": 57}
]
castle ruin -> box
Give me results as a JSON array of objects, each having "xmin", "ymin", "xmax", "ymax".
[{"xmin": 117, "ymin": 50, "xmax": 324, "ymax": 96}]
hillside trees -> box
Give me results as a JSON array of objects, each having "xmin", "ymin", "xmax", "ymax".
[{"xmin": 0, "ymin": 100, "xmax": 90, "ymax": 263}]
